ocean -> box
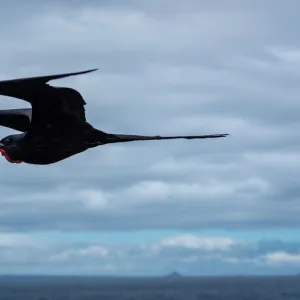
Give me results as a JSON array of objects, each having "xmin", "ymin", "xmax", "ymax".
[{"xmin": 0, "ymin": 275, "xmax": 299, "ymax": 300}]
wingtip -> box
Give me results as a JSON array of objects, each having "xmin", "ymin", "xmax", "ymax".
[
  {"xmin": 84, "ymin": 68, "xmax": 99, "ymax": 73},
  {"xmin": 68, "ymin": 68, "xmax": 99, "ymax": 75},
  {"xmin": 0, "ymin": 68, "xmax": 100, "ymax": 85},
  {"xmin": 215, "ymin": 133, "xmax": 229, "ymax": 138},
  {"xmin": 44, "ymin": 68, "xmax": 99, "ymax": 82}
]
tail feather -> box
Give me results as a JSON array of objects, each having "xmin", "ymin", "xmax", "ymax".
[{"xmin": 108, "ymin": 133, "xmax": 229, "ymax": 143}]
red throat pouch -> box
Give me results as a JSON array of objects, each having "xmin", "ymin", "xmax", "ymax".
[{"xmin": 0, "ymin": 149, "xmax": 23, "ymax": 164}]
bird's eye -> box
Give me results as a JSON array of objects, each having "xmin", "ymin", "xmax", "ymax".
[{"xmin": 3, "ymin": 139, "xmax": 12, "ymax": 146}]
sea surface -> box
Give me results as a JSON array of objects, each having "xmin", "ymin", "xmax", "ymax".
[{"xmin": 0, "ymin": 275, "xmax": 299, "ymax": 300}]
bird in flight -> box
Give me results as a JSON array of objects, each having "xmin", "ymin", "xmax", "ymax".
[{"xmin": 0, "ymin": 69, "xmax": 229, "ymax": 165}]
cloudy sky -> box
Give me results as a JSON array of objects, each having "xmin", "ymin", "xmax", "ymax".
[{"xmin": 0, "ymin": 0, "xmax": 300, "ymax": 276}]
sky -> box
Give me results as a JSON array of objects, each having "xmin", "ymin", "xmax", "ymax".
[{"xmin": 0, "ymin": 0, "xmax": 300, "ymax": 276}]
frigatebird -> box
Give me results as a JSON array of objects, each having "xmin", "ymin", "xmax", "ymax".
[{"xmin": 0, "ymin": 69, "xmax": 229, "ymax": 165}]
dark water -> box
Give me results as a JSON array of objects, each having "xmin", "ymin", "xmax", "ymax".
[{"xmin": 0, "ymin": 275, "xmax": 299, "ymax": 300}]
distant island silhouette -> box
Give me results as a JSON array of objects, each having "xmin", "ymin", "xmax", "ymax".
[{"xmin": 165, "ymin": 271, "xmax": 183, "ymax": 278}]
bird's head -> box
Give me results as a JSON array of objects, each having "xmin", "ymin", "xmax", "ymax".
[{"xmin": 0, "ymin": 134, "xmax": 24, "ymax": 164}]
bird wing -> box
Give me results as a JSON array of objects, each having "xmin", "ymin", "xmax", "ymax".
[
  {"xmin": 0, "ymin": 108, "xmax": 32, "ymax": 132},
  {"xmin": 0, "ymin": 68, "xmax": 98, "ymax": 136}
]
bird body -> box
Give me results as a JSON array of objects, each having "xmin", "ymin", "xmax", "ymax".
[{"xmin": 0, "ymin": 69, "xmax": 229, "ymax": 165}]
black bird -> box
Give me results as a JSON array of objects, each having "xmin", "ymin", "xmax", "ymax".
[{"xmin": 0, "ymin": 69, "xmax": 229, "ymax": 165}]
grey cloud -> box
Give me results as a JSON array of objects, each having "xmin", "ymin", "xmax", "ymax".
[{"xmin": 0, "ymin": 0, "xmax": 300, "ymax": 237}]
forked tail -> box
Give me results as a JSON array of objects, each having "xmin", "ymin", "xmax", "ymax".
[{"xmin": 107, "ymin": 133, "xmax": 229, "ymax": 143}]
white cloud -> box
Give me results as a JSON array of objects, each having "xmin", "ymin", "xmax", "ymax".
[
  {"xmin": 0, "ymin": 233, "xmax": 34, "ymax": 247},
  {"xmin": 268, "ymin": 47, "xmax": 300, "ymax": 64},
  {"xmin": 78, "ymin": 245, "xmax": 109, "ymax": 258},
  {"xmin": 0, "ymin": 232, "xmax": 298, "ymax": 275},
  {"xmin": 265, "ymin": 252, "xmax": 300, "ymax": 265},
  {"xmin": 0, "ymin": 0, "xmax": 300, "ymax": 274},
  {"xmin": 154, "ymin": 235, "xmax": 236, "ymax": 251}
]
